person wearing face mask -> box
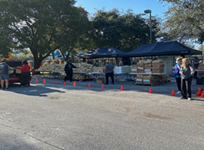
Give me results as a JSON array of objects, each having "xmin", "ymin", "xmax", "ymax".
[{"xmin": 173, "ymin": 57, "xmax": 182, "ymax": 94}]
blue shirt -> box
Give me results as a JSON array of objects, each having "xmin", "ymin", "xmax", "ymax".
[
  {"xmin": 105, "ymin": 64, "xmax": 114, "ymax": 73},
  {"xmin": 173, "ymin": 63, "xmax": 181, "ymax": 78}
]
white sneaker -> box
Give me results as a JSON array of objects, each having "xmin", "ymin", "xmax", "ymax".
[
  {"xmin": 177, "ymin": 91, "xmax": 181, "ymax": 94},
  {"xmin": 188, "ymin": 98, "xmax": 192, "ymax": 101}
]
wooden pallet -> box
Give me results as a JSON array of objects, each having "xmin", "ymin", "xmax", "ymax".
[{"xmin": 73, "ymin": 79, "xmax": 93, "ymax": 81}]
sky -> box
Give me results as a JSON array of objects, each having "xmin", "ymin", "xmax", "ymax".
[{"xmin": 75, "ymin": 0, "xmax": 168, "ymax": 18}]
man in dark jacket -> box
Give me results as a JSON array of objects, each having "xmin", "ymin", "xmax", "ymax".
[
  {"xmin": 0, "ymin": 59, "xmax": 10, "ymax": 90},
  {"xmin": 104, "ymin": 60, "xmax": 114, "ymax": 84},
  {"xmin": 64, "ymin": 60, "xmax": 76, "ymax": 82}
]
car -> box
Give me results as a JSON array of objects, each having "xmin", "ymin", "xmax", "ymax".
[{"xmin": 0, "ymin": 60, "xmax": 32, "ymax": 84}]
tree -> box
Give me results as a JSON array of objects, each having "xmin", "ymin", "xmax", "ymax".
[
  {"xmin": 159, "ymin": 0, "xmax": 204, "ymax": 43},
  {"xmin": 0, "ymin": 0, "xmax": 89, "ymax": 69},
  {"xmin": 89, "ymin": 9, "xmax": 159, "ymax": 52}
]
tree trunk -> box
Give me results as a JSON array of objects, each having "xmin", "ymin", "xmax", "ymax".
[
  {"xmin": 52, "ymin": 51, "xmax": 55, "ymax": 59},
  {"xmin": 34, "ymin": 56, "xmax": 42, "ymax": 69},
  {"xmin": 60, "ymin": 49, "xmax": 66, "ymax": 60},
  {"xmin": 65, "ymin": 52, "xmax": 70, "ymax": 61}
]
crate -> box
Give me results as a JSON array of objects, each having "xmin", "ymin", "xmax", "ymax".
[{"xmin": 96, "ymin": 78, "xmax": 104, "ymax": 84}]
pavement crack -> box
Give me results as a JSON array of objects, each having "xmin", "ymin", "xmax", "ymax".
[{"xmin": 24, "ymin": 132, "xmax": 65, "ymax": 150}]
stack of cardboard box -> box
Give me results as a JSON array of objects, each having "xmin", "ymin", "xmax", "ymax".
[
  {"xmin": 135, "ymin": 75, "xmax": 143, "ymax": 84},
  {"xmin": 130, "ymin": 66, "xmax": 137, "ymax": 73},
  {"xmin": 137, "ymin": 61, "xmax": 145, "ymax": 73},
  {"xmin": 161, "ymin": 74, "xmax": 170, "ymax": 83},
  {"xmin": 135, "ymin": 74, "xmax": 169, "ymax": 85},
  {"xmin": 144, "ymin": 60, "xmax": 152, "ymax": 74},
  {"xmin": 142, "ymin": 75, "xmax": 160, "ymax": 85},
  {"xmin": 136, "ymin": 59, "xmax": 165, "ymax": 74},
  {"xmin": 152, "ymin": 60, "xmax": 165, "ymax": 73}
]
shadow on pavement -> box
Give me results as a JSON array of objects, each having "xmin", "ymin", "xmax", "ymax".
[
  {"xmin": 27, "ymin": 76, "xmax": 204, "ymax": 102},
  {"xmin": 8, "ymin": 83, "xmax": 65, "ymax": 97},
  {"xmin": 0, "ymin": 134, "xmax": 38, "ymax": 150},
  {"xmin": 6, "ymin": 76, "xmax": 204, "ymax": 102}
]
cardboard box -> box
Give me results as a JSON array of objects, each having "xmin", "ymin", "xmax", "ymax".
[
  {"xmin": 137, "ymin": 66, "xmax": 144, "ymax": 70},
  {"xmin": 144, "ymin": 68, "xmax": 151, "ymax": 72},
  {"xmin": 152, "ymin": 69, "xmax": 164, "ymax": 73},
  {"xmin": 143, "ymin": 76, "xmax": 151, "ymax": 85},
  {"xmin": 96, "ymin": 78, "xmax": 104, "ymax": 84},
  {"xmin": 144, "ymin": 60, "xmax": 152, "ymax": 64},
  {"xmin": 144, "ymin": 64, "xmax": 152, "ymax": 68},
  {"xmin": 136, "ymin": 77, "xmax": 143, "ymax": 84},
  {"xmin": 93, "ymin": 67, "xmax": 104, "ymax": 73},
  {"xmin": 131, "ymin": 66, "xmax": 138, "ymax": 73},
  {"xmin": 143, "ymin": 76, "xmax": 160, "ymax": 85},
  {"xmin": 137, "ymin": 63, "xmax": 144, "ymax": 67},
  {"xmin": 152, "ymin": 64, "xmax": 164, "ymax": 69},
  {"xmin": 139, "ymin": 70, "xmax": 145, "ymax": 73},
  {"xmin": 16, "ymin": 69, "xmax": 22, "ymax": 74},
  {"xmin": 152, "ymin": 62, "xmax": 165, "ymax": 66},
  {"xmin": 9, "ymin": 70, "xmax": 14, "ymax": 74}
]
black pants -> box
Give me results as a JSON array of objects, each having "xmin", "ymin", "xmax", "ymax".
[
  {"xmin": 105, "ymin": 73, "xmax": 114, "ymax": 84},
  {"xmin": 194, "ymin": 71, "xmax": 197, "ymax": 78},
  {"xmin": 64, "ymin": 73, "xmax": 73, "ymax": 82},
  {"xmin": 181, "ymin": 76, "xmax": 192, "ymax": 98},
  {"xmin": 21, "ymin": 72, "xmax": 30, "ymax": 86},
  {"xmin": 175, "ymin": 77, "xmax": 181, "ymax": 91}
]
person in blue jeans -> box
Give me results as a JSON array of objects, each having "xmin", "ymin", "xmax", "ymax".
[{"xmin": 173, "ymin": 57, "xmax": 182, "ymax": 94}]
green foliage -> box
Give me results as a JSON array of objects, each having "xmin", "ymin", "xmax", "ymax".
[
  {"xmin": 0, "ymin": 0, "xmax": 89, "ymax": 69},
  {"xmin": 89, "ymin": 9, "xmax": 159, "ymax": 52},
  {"xmin": 160, "ymin": 0, "xmax": 204, "ymax": 44}
]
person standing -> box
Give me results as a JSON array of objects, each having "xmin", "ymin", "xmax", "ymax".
[
  {"xmin": 173, "ymin": 57, "xmax": 182, "ymax": 94},
  {"xmin": 0, "ymin": 59, "xmax": 10, "ymax": 90},
  {"xmin": 93, "ymin": 60, "xmax": 99, "ymax": 67},
  {"xmin": 180, "ymin": 58, "xmax": 194, "ymax": 100},
  {"xmin": 104, "ymin": 60, "xmax": 114, "ymax": 84},
  {"xmin": 64, "ymin": 60, "xmax": 76, "ymax": 82},
  {"xmin": 193, "ymin": 57, "xmax": 199, "ymax": 79},
  {"xmin": 119, "ymin": 60, "xmax": 124, "ymax": 79},
  {"xmin": 18, "ymin": 60, "xmax": 31, "ymax": 87},
  {"xmin": 119, "ymin": 60, "xmax": 124, "ymax": 66}
]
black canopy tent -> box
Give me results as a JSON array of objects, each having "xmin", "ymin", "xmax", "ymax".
[
  {"xmin": 120, "ymin": 41, "xmax": 202, "ymax": 57},
  {"xmin": 79, "ymin": 47, "xmax": 126, "ymax": 59}
]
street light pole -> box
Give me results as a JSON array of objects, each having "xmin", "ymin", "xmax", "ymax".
[{"xmin": 144, "ymin": 9, "xmax": 152, "ymax": 44}]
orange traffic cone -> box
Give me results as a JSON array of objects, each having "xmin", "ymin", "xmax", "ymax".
[
  {"xmin": 53, "ymin": 81, "xmax": 56, "ymax": 84},
  {"xmin": 198, "ymin": 88, "xmax": 202, "ymax": 94},
  {"xmin": 197, "ymin": 92, "xmax": 201, "ymax": 97},
  {"xmin": 120, "ymin": 86, "xmax": 124, "ymax": 91},
  {"xmin": 201, "ymin": 91, "xmax": 204, "ymax": 98},
  {"xmin": 101, "ymin": 84, "xmax": 104, "ymax": 89},
  {"xmin": 88, "ymin": 83, "xmax": 91, "ymax": 88},
  {"xmin": 171, "ymin": 90, "xmax": 175, "ymax": 96},
  {"xmin": 35, "ymin": 78, "xmax": 38, "ymax": 83},
  {"xmin": 148, "ymin": 88, "xmax": 152, "ymax": 93},
  {"xmin": 73, "ymin": 81, "xmax": 76, "ymax": 86},
  {"xmin": 43, "ymin": 79, "xmax": 46, "ymax": 84},
  {"xmin": 63, "ymin": 81, "xmax": 67, "ymax": 85}
]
